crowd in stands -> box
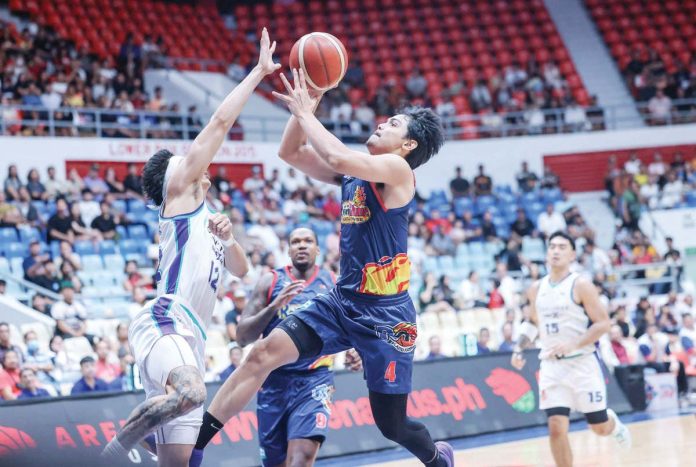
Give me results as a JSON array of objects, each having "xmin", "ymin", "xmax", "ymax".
[
  {"xmin": 0, "ymin": 158, "xmax": 694, "ymax": 402},
  {"xmin": 0, "ymin": 20, "xmax": 209, "ymax": 138},
  {"xmin": 623, "ymin": 48, "xmax": 696, "ymax": 125}
]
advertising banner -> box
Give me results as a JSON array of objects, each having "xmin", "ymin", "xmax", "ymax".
[{"xmin": 0, "ymin": 351, "xmax": 631, "ymax": 467}]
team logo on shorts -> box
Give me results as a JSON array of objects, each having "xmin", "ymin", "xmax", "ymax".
[
  {"xmin": 341, "ymin": 186, "xmax": 371, "ymax": 224},
  {"xmin": 311, "ymin": 384, "xmax": 334, "ymax": 413},
  {"xmin": 375, "ymin": 322, "xmax": 417, "ymax": 353},
  {"xmin": 315, "ymin": 413, "xmax": 328, "ymax": 429}
]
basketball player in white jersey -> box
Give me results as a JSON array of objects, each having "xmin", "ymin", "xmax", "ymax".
[
  {"xmin": 101, "ymin": 29, "xmax": 280, "ymax": 466},
  {"xmin": 511, "ymin": 231, "xmax": 631, "ymax": 467}
]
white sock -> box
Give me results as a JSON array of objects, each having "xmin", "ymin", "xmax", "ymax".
[
  {"xmin": 102, "ymin": 437, "xmax": 129, "ymax": 458},
  {"xmin": 608, "ymin": 409, "xmax": 622, "ymax": 435}
]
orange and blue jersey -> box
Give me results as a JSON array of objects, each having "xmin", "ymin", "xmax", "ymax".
[
  {"xmin": 262, "ymin": 265, "xmax": 336, "ymax": 376},
  {"xmin": 337, "ymin": 176, "xmax": 412, "ymax": 296}
]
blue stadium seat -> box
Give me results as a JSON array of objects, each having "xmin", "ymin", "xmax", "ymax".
[
  {"xmin": 103, "ymin": 254, "xmax": 125, "ymax": 271},
  {"xmin": 10, "ymin": 257, "xmax": 24, "ymax": 275},
  {"xmin": 0, "ymin": 228, "xmax": 17, "ymax": 243},
  {"xmin": 439, "ymin": 255, "xmax": 455, "ymax": 270},
  {"xmin": 127, "ymin": 199, "xmax": 148, "ymax": 215},
  {"xmin": 468, "ymin": 242, "xmax": 485, "ymax": 256},
  {"xmin": 686, "ymin": 192, "xmax": 696, "ymax": 207},
  {"xmin": 453, "ymin": 197, "xmax": 474, "ymax": 217},
  {"xmin": 520, "ymin": 191, "xmax": 539, "ymax": 205},
  {"xmin": 77, "ymin": 271, "xmax": 96, "ymax": 286},
  {"xmin": 31, "ymin": 201, "xmax": 47, "ymax": 216},
  {"xmin": 45, "ymin": 201, "xmax": 56, "ymax": 217},
  {"xmin": 456, "ymin": 243, "xmax": 468, "ymax": 258},
  {"xmin": 74, "ymin": 240, "xmax": 96, "ymax": 256},
  {"xmin": 0, "ymin": 257, "xmax": 10, "ymax": 274},
  {"xmin": 116, "ymin": 225, "xmax": 128, "ymax": 239},
  {"xmin": 423, "ymin": 256, "xmax": 439, "ymax": 273},
  {"xmin": 119, "ymin": 239, "xmax": 145, "ymax": 255},
  {"xmin": 111, "ymin": 199, "xmax": 127, "ymax": 214},
  {"xmin": 127, "ymin": 224, "xmax": 149, "ymax": 240},
  {"xmin": 542, "ymin": 188, "xmax": 562, "ymax": 204},
  {"xmin": 82, "ymin": 255, "xmax": 104, "ymax": 271},
  {"xmin": 49, "ymin": 241, "xmax": 62, "ymax": 259},
  {"xmin": 2, "ymin": 242, "xmax": 27, "ymax": 259},
  {"xmin": 98, "ymin": 240, "xmax": 117, "ymax": 256},
  {"xmin": 92, "ymin": 271, "xmax": 119, "ymax": 288},
  {"xmin": 124, "ymin": 253, "xmax": 148, "ymax": 267},
  {"xmin": 17, "ymin": 227, "xmax": 41, "ymax": 244},
  {"xmin": 522, "ymin": 237, "xmax": 546, "ymax": 262}
]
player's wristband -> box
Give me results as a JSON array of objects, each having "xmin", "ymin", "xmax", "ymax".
[{"xmin": 220, "ymin": 236, "xmax": 237, "ymax": 248}]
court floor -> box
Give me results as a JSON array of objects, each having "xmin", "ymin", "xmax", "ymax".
[{"xmin": 319, "ymin": 410, "xmax": 696, "ymax": 467}]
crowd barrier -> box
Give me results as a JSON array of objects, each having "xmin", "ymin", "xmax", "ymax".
[{"xmin": 0, "ymin": 350, "xmax": 631, "ymax": 466}]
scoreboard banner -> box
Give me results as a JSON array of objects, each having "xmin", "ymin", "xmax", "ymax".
[{"xmin": 0, "ymin": 351, "xmax": 631, "ymax": 466}]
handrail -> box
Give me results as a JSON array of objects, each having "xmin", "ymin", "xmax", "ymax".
[
  {"xmin": 0, "ymin": 272, "xmax": 61, "ymax": 301},
  {"xmin": 2, "ymin": 97, "xmax": 696, "ymax": 141}
]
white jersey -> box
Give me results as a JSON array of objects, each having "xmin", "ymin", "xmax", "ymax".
[
  {"xmin": 536, "ymin": 272, "xmax": 595, "ymax": 360},
  {"xmin": 155, "ymin": 201, "xmax": 225, "ymax": 330}
]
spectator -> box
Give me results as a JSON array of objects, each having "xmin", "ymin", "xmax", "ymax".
[
  {"xmin": 425, "ymin": 336, "xmax": 446, "ymax": 360},
  {"xmin": 17, "ymin": 368, "xmax": 51, "ymax": 399},
  {"xmin": 123, "ymin": 163, "xmax": 143, "ymax": 198},
  {"xmin": 680, "ymin": 313, "xmax": 696, "ymax": 350},
  {"xmin": 648, "ymin": 153, "xmax": 667, "ymax": 179},
  {"xmin": 51, "ymin": 282, "xmax": 91, "ymax": 342},
  {"xmin": 621, "ymin": 180, "xmax": 642, "ymax": 231},
  {"xmin": 498, "ymin": 322, "xmax": 516, "ymax": 352},
  {"xmin": 624, "ymin": 154, "xmax": 641, "ymax": 175},
  {"xmin": 225, "ymin": 289, "xmax": 248, "ymax": 342},
  {"xmin": 609, "ymin": 324, "xmax": 631, "ymax": 365},
  {"xmin": 660, "ymin": 171, "xmax": 683, "ymax": 209},
  {"xmin": 524, "ymin": 104, "xmax": 545, "ymax": 135},
  {"xmin": 0, "ymin": 350, "xmax": 21, "ymax": 400},
  {"xmin": 648, "ymin": 89, "xmax": 672, "ymax": 125},
  {"xmin": 537, "ymin": 204, "xmax": 566, "ymax": 238},
  {"xmin": 640, "ymin": 174, "xmax": 660, "ymax": 209},
  {"xmin": 0, "ymin": 322, "xmax": 24, "ymax": 365},
  {"xmin": 457, "ymin": 271, "xmax": 488, "ymax": 310},
  {"xmin": 70, "ymin": 202, "xmax": 102, "ymax": 242},
  {"xmin": 47, "ymin": 198, "xmax": 75, "ymax": 243},
  {"xmin": 449, "ymin": 167, "xmax": 470, "ymax": 198},
  {"xmin": 227, "ymin": 57, "xmax": 247, "ymax": 82},
  {"xmin": 243, "ymin": 166, "xmax": 265, "ymax": 193},
  {"xmin": 515, "ymin": 161, "xmax": 539, "ymax": 192},
  {"xmin": 123, "ymin": 260, "xmax": 153, "ymax": 292},
  {"xmin": 23, "ymin": 239, "xmax": 55, "ymax": 289},
  {"xmin": 55, "ymin": 240, "xmax": 82, "ymax": 271},
  {"xmin": 26, "ymin": 168, "xmax": 46, "ymax": 201},
  {"xmin": 510, "ymin": 209, "xmax": 535, "ymax": 238},
  {"xmin": 94, "ymin": 340, "xmax": 121, "ymax": 384},
  {"xmin": 83, "ymin": 165, "xmax": 109, "ymax": 196},
  {"xmin": 77, "ymin": 189, "xmax": 101, "ymax": 227},
  {"xmin": 564, "ymin": 100, "xmax": 589, "ymax": 132},
  {"xmin": 44, "ymin": 166, "xmax": 67, "ymax": 200},
  {"xmin": 218, "ymin": 345, "xmax": 243, "ymax": 381},
  {"xmin": 405, "ymin": 68, "xmax": 427, "ymax": 98},
  {"xmin": 473, "ymin": 165, "xmax": 493, "ymax": 196},
  {"xmin": 49, "ymin": 335, "xmax": 80, "ymax": 382},
  {"xmin": 4, "ymin": 164, "xmax": 21, "ymax": 201},
  {"xmin": 480, "ymin": 211, "xmax": 498, "ymax": 241},
  {"xmin": 104, "ymin": 167, "xmax": 125, "ymax": 196},
  {"xmin": 470, "ymin": 79, "xmax": 492, "ymax": 111},
  {"xmin": 419, "ymin": 273, "xmax": 456, "ymax": 315},
  {"xmin": 583, "ymin": 239, "xmax": 612, "ymax": 276},
  {"xmin": 70, "ymin": 356, "xmax": 110, "ymax": 395},
  {"xmin": 114, "ymin": 322, "xmax": 131, "ymax": 359},
  {"xmin": 90, "ymin": 201, "xmax": 119, "ymax": 239},
  {"xmin": 0, "ymin": 191, "xmax": 22, "ymax": 227},
  {"xmin": 540, "ymin": 166, "xmax": 560, "ymax": 189},
  {"xmin": 15, "ymin": 186, "xmax": 42, "ymax": 227},
  {"xmin": 23, "ymin": 330, "xmax": 55, "ymax": 385},
  {"xmin": 477, "ymin": 328, "xmax": 492, "ymax": 354}
]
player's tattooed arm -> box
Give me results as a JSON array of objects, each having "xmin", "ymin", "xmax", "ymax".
[
  {"xmin": 104, "ymin": 366, "xmax": 206, "ymax": 452},
  {"xmin": 236, "ymin": 272, "xmax": 305, "ymax": 346}
]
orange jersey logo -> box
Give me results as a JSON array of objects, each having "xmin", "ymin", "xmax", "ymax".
[
  {"xmin": 359, "ymin": 253, "xmax": 411, "ymax": 295},
  {"xmin": 375, "ymin": 322, "xmax": 418, "ymax": 353},
  {"xmin": 341, "ymin": 185, "xmax": 371, "ymax": 224}
]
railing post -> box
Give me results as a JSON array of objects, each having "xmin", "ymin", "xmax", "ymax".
[
  {"xmin": 95, "ymin": 109, "xmax": 102, "ymax": 137},
  {"xmin": 140, "ymin": 111, "xmax": 146, "ymax": 139}
]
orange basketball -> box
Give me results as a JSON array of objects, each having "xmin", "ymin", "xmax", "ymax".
[{"xmin": 289, "ymin": 32, "xmax": 348, "ymax": 91}]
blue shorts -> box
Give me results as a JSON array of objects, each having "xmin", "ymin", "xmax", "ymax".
[
  {"xmin": 294, "ymin": 287, "xmax": 417, "ymax": 394},
  {"xmin": 257, "ymin": 370, "xmax": 333, "ymax": 467}
]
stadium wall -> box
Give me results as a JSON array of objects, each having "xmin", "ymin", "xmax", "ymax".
[
  {"xmin": 0, "ymin": 351, "xmax": 630, "ymax": 467},
  {"xmin": 3, "ymin": 123, "xmax": 696, "ymax": 194}
]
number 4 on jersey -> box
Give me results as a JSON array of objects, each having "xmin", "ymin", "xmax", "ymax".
[{"xmin": 384, "ymin": 361, "xmax": 396, "ymax": 383}]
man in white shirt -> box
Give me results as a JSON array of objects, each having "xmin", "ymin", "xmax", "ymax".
[
  {"xmin": 242, "ymin": 166, "xmax": 265, "ymax": 193},
  {"xmin": 247, "ymin": 217, "xmax": 280, "ymax": 252},
  {"xmin": 624, "ymin": 154, "xmax": 641, "ymax": 175},
  {"xmin": 282, "ymin": 167, "xmax": 301, "ymax": 194},
  {"xmin": 660, "ymin": 171, "xmax": 684, "ymax": 209},
  {"xmin": 457, "ymin": 271, "xmax": 487, "ymax": 309},
  {"xmin": 640, "ymin": 174, "xmax": 659, "ymax": 209},
  {"xmin": 51, "ymin": 283, "xmax": 91, "ymax": 342},
  {"xmin": 648, "ymin": 154, "xmax": 666, "ymax": 177},
  {"xmin": 537, "ymin": 204, "xmax": 567, "ymax": 239},
  {"xmin": 583, "ymin": 239, "xmax": 613, "ymax": 276},
  {"xmin": 44, "ymin": 166, "xmax": 67, "ymax": 200},
  {"xmin": 40, "ymin": 83, "xmax": 62, "ymax": 110}
]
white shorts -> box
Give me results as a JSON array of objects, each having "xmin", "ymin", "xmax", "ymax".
[
  {"xmin": 129, "ymin": 296, "xmax": 207, "ymax": 445},
  {"xmin": 539, "ymin": 352, "xmax": 607, "ymax": 415}
]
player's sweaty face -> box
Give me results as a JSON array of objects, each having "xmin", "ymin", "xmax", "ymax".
[
  {"xmin": 288, "ymin": 230, "xmax": 319, "ymax": 267},
  {"xmin": 367, "ymin": 115, "xmax": 410, "ymax": 153},
  {"xmin": 546, "ymin": 239, "xmax": 575, "ymax": 266}
]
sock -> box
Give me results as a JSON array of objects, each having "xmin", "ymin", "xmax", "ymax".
[
  {"xmin": 101, "ymin": 436, "xmax": 128, "ymax": 458},
  {"xmin": 195, "ymin": 411, "xmax": 224, "ymax": 450},
  {"xmin": 609, "ymin": 410, "xmax": 622, "ymax": 435}
]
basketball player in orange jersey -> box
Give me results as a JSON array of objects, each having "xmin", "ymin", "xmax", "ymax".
[
  {"xmin": 190, "ymin": 69, "xmax": 454, "ymax": 467},
  {"xmin": 511, "ymin": 231, "xmax": 631, "ymax": 467}
]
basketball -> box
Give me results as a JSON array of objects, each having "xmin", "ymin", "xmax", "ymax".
[{"xmin": 289, "ymin": 32, "xmax": 348, "ymax": 91}]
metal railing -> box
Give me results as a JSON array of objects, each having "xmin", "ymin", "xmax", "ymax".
[
  {"xmin": 603, "ymin": 261, "xmax": 680, "ymax": 294},
  {"xmin": 2, "ymin": 98, "xmax": 695, "ymax": 142}
]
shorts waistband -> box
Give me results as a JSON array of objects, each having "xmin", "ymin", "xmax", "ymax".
[{"xmin": 337, "ymin": 287, "xmax": 412, "ymax": 305}]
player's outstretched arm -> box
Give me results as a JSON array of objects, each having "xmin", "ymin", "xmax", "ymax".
[
  {"xmin": 169, "ymin": 28, "xmax": 280, "ymax": 194},
  {"xmin": 278, "ymin": 92, "xmax": 343, "ymax": 186},
  {"xmin": 236, "ymin": 272, "xmax": 305, "ymax": 346},
  {"xmin": 208, "ymin": 213, "xmax": 248, "ymax": 278},
  {"xmin": 548, "ymin": 277, "xmax": 611, "ymax": 357},
  {"xmin": 511, "ymin": 281, "xmax": 540, "ymax": 370},
  {"xmin": 274, "ymin": 69, "xmax": 412, "ymax": 187}
]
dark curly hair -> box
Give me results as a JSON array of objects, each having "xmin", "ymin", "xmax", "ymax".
[
  {"xmin": 402, "ymin": 106, "xmax": 445, "ymax": 170},
  {"xmin": 142, "ymin": 149, "xmax": 174, "ymax": 206}
]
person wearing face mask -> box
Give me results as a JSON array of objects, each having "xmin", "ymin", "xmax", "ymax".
[
  {"xmin": 17, "ymin": 368, "xmax": 51, "ymax": 399},
  {"xmin": 22, "ymin": 330, "xmax": 56, "ymax": 387}
]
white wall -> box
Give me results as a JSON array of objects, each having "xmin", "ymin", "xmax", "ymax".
[{"xmin": 3, "ymin": 123, "xmax": 696, "ymax": 194}]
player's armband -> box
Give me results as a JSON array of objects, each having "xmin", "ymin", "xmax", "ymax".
[{"xmin": 519, "ymin": 321, "xmax": 538, "ymax": 342}]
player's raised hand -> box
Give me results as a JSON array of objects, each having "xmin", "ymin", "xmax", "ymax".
[
  {"xmin": 269, "ymin": 280, "xmax": 305, "ymax": 311},
  {"xmin": 510, "ymin": 351, "xmax": 526, "ymax": 370},
  {"xmin": 273, "ymin": 68, "xmax": 317, "ymax": 117},
  {"xmin": 256, "ymin": 27, "xmax": 281, "ymax": 76},
  {"xmin": 208, "ymin": 213, "xmax": 234, "ymax": 243}
]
